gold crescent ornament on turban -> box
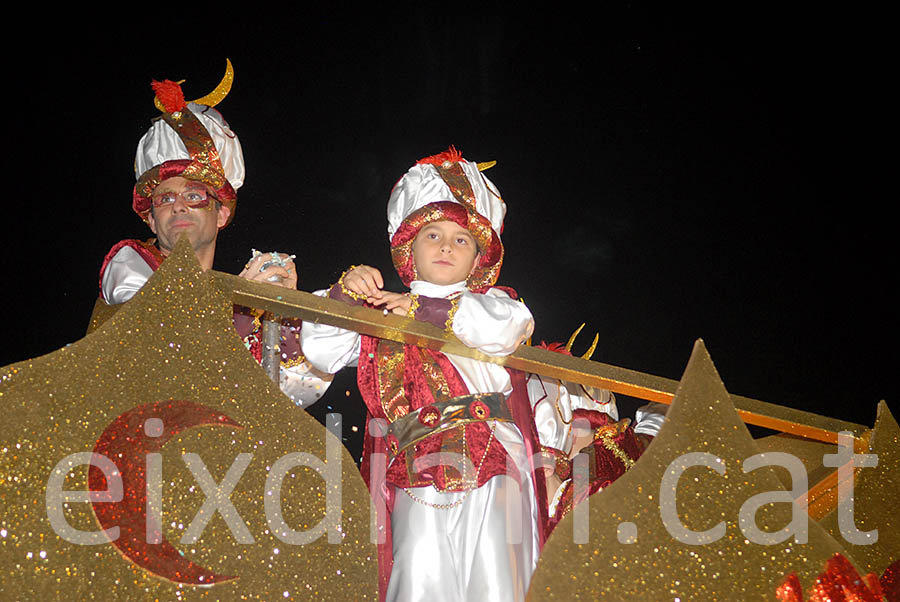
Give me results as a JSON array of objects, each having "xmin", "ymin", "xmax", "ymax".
[{"xmin": 153, "ymin": 58, "xmax": 234, "ymax": 111}]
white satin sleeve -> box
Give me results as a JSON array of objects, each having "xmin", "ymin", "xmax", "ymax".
[
  {"xmin": 101, "ymin": 246, "xmax": 155, "ymax": 304},
  {"xmin": 528, "ymin": 374, "xmax": 618, "ymax": 453},
  {"xmin": 279, "ymin": 362, "xmax": 335, "ymax": 408},
  {"xmin": 528, "ymin": 374, "xmax": 572, "ymax": 452},
  {"xmin": 299, "ymin": 289, "xmax": 362, "ymax": 374},
  {"xmin": 634, "ymin": 401, "xmax": 668, "ymax": 437},
  {"xmin": 451, "ymin": 288, "xmax": 535, "ymax": 356}
]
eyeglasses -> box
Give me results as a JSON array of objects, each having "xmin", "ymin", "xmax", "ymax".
[{"xmin": 150, "ymin": 187, "xmax": 217, "ymax": 209}]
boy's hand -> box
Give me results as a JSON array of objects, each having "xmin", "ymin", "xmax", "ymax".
[
  {"xmin": 341, "ymin": 266, "xmax": 411, "ymax": 314},
  {"xmin": 342, "ymin": 265, "xmax": 384, "ymax": 299},
  {"xmin": 370, "ymin": 291, "xmax": 412, "ymax": 316}
]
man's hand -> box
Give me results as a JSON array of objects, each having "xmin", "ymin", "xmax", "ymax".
[
  {"xmin": 239, "ymin": 251, "xmax": 297, "ymax": 289},
  {"xmin": 370, "ymin": 291, "xmax": 412, "ymax": 316},
  {"xmin": 569, "ymin": 430, "xmax": 595, "ymax": 459},
  {"xmin": 544, "ymin": 469, "xmax": 563, "ymax": 505}
]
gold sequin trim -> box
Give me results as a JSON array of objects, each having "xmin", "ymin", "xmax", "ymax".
[
  {"xmin": 249, "ymin": 308, "xmax": 263, "ymax": 331},
  {"xmin": 419, "ymin": 347, "xmax": 452, "ymax": 399},
  {"xmin": 444, "ymin": 296, "xmax": 461, "ymax": 333},
  {"xmin": 434, "ymin": 161, "xmax": 478, "ymax": 212},
  {"xmin": 593, "ymin": 418, "xmax": 636, "ymax": 469},
  {"xmin": 377, "ymin": 343, "xmax": 408, "ymax": 422},
  {"xmin": 407, "ymin": 293, "xmax": 420, "ymax": 318},
  {"xmin": 281, "ymin": 354, "xmax": 307, "ymax": 369}
]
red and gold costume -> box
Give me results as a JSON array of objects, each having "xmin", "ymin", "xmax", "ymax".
[
  {"xmin": 524, "ymin": 342, "xmax": 666, "ymax": 535},
  {"xmin": 98, "ymin": 65, "xmax": 331, "ymax": 407},
  {"xmin": 303, "ymin": 148, "xmax": 667, "ymax": 600},
  {"xmin": 302, "ymin": 149, "xmax": 549, "ymax": 601}
]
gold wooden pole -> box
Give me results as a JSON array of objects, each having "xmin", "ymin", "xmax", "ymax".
[{"xmin": 211, "ymin": 271, "xmax": 867, "ymax": 444}]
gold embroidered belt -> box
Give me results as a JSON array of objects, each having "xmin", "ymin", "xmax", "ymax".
[{"xmin": 387, "ymin": 393, "xmax": 513, "ymax": 456}]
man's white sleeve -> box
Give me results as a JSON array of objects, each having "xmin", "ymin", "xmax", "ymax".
[
  {"xmin": 101, "ymin": 246, "xmax": 154, "ymax": 304},
  {"xmin": 634, "ymin": 401, "xmax": 668, "ymax": 437},
  {"xmin": 529, "ymin": 374, "xmax": 618, "ymax": 453},
  {"xmin": 279, "ymin": 362, "xmax": 335, "ymax": 409},
  {"xmin": 299, "ymin": 290, "xmax": 362, "ymax": 374}
]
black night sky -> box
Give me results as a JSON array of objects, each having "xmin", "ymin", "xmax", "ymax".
[{"xmin": 2, "ymin": 11, "xmax": 893, "ymax": 451}]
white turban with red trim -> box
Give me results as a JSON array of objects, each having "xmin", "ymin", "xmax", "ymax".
[{"xmin": 387, "ymin": 147, "xmax": 506, "ymax": 291}]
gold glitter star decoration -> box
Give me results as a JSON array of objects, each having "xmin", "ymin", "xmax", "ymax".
[
  {"xmin": 529, "ymin": 340, "xmax": 897, "ymax": 601},
  {"xmin": 0, "ymin": 238, "xmax": 377, "ymax": 601},
  {"xmin": 818, "ymin": 401, "xmax": 899, "ymax": 578}
]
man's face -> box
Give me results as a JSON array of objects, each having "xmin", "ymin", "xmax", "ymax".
[
  {"xmin": 411, "ymin": 220, "xmax": 480, "ymax": 286},
  {"xmin": 146, "ymin": 177, "xmax": 230, "ymax": 255}
]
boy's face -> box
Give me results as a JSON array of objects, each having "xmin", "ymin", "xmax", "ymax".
[{"xmin": 412, "ymin": 220, "xmax": 480, "ymax": 286}]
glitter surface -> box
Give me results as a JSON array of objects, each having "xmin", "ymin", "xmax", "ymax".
[
  {"xmin": 529, "ymin": 340, "xmax": 854, "ymax": 601},
  {"xmin": 819, "ymin": 401, "xmax": 900, "ymax": 577},
  {"xmin": 0, "ymin": 239, "xmax": 377, "ymax": 600},
  {"xmin": 89, "ymin": 400, "xmax": 241, "ymax": 585}
]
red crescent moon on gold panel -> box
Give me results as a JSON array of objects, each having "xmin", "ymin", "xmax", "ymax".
[{"xmin": 88, "ymin": 400, "xmax": 241, "ymax": 585}]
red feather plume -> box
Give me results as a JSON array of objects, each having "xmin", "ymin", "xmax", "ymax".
[
  {"xmin": 535, "ymin": 341, "xmax": 573, "ymax": 355},
  {"xmin": 417, "ymin": 145, "xmax": 464, "ymax": 166},
  {"xmin": 151, "ymin": 79, "xmax": 187, "ymax": 113}
]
